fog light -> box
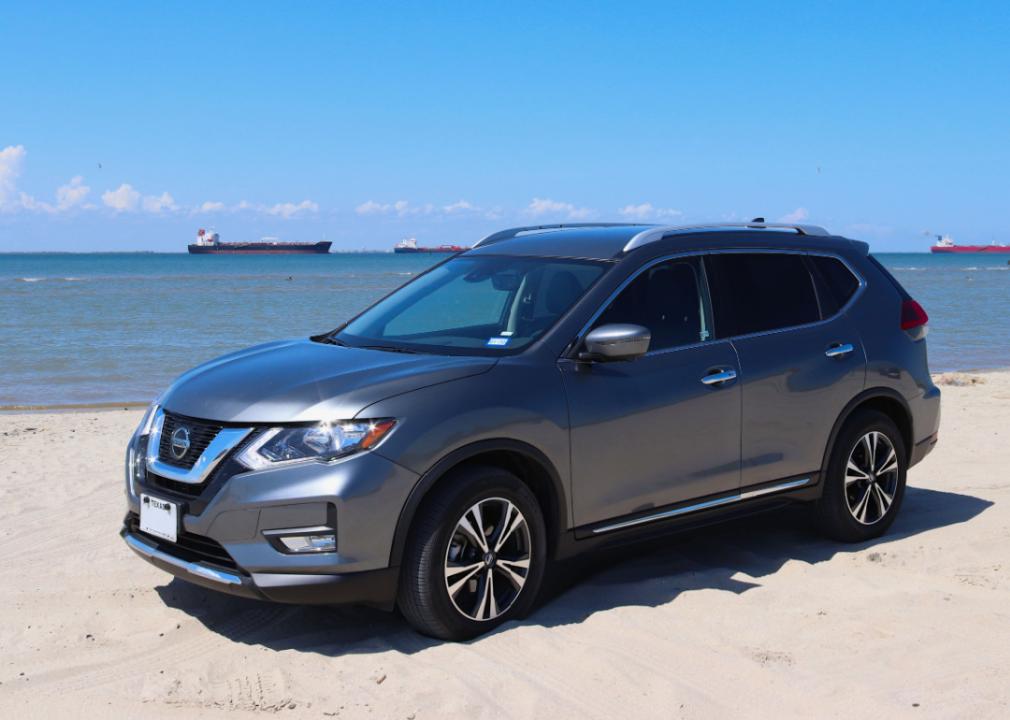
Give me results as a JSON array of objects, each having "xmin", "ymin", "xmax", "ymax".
[{"xmin": 278, "ymin": 534, "xmax": 336, "ymax": 553}]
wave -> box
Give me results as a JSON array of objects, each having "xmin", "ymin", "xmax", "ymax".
[
  {"xmin": 13, "ymin": 270, "xmax": 416, "ymax": 284},
  {"xmin": 15, "ymin": 276, "xmax": 82, "ymax": 283}
]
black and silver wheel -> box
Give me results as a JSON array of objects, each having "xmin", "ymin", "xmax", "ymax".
[
  {"xmin": 814, "ymin": 409, "xmax": 907, "ymax": 542},
  {"xmin": 398, "ymin": 466, "xmax": 546, "ymax": 640},
  {"xmin": 844, "ymin": 430, "xmax": 900, "ymax": 525},
  {"xmin": 444, "ymin": 497, "xmax": 532, "ymax": 622}
]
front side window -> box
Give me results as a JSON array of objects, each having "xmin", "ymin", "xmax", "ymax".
[
  {"xmin": 338, "ymin": 256, "xmax": 605, "ymax": 354},
  {"xmin": 591, "ymin": 257, "xmax": 710, "ymax": 351},
  {"xmin": 704, "ymin": 253, "xmax": 819, "ymax": 337}
]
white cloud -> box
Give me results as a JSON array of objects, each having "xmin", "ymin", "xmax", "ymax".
[
  {"xmin": 102, "ymin": 183, "xmax": 141, "ymax": 212},
  {"xmin": 526, "ymin": 197, "xmax": 594, "ymax": 220},
  {"xmin": 0, "ymin": 145, "xmax": 28, "ymax": 211},
  {"xmin": 778, "ymin": 207, "xmax": 809, "ymax": 223},
  {"xmin": 618, "ymin": 202, "xmax": 682, "ymax": 221},
  {"xmin": 197, "ymin": 200, "xmax": 226, "ymax": 213},
  {"xmin": 356, "ymin": 199, "xmax": 435, "ymax": 217},
  {"xmin": 443, "ymin": 199, "xmax": 477, "ymax": 214},
  {"xmin": 142, "ymin": 191, "xmax": 177, "ymax": 213},
  {"xmin": 266, "ymin": 199, "xmax": 318, "ymax": 219},
  {"xmin": 355, "ymin": 200, "xmax": 389, "ymax": 215},
  {"xmin": 55, "ymin": 176, "xmax": 90, "ymax": 210}
]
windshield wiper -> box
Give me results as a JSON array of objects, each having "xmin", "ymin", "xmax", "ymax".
[
  {"xmin": 359, "ymin": 344, "xmax": 424, "ymax": 354},
  {"xmin": 313, "ymin": 334, "xmax": 347, "ymax": 346}
]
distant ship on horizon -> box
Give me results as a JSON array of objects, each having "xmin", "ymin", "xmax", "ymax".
[
  {"xmin": 393, "ymin": 237, "xmax": 468, "ymax": 254},
  {"xmin": 930, "ymin": 234, "xmax": 1010, "ymax": 254},
  {"xmin": 188, "ymin": 229, "xmax": 331, "ymax": 255}
]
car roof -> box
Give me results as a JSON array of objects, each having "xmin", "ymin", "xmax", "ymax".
[{"xmin": 464, "ymin": 223, "xmax": 865, "ymax": 261}]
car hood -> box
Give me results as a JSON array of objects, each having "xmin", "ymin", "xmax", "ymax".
[{"xmin": 160, "ymin": 338, "xmax": 496, "ymax": 424}]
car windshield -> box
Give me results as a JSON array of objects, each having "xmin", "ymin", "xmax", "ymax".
[{"xmin": 336, "ymin": 255, "xmax": 606, "ymax": 355}]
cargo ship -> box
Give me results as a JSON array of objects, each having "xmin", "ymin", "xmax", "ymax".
[
  {"xmin": 188, "ymin": 229, "xmax": 331, "ymax": 255},
  {"xmin": 930, "ymin": 234, "xmax": 1010, "ymax": 254},
  {"xmin": 393, "ymin": 237, "xmax": 468, "ymax": 254}
]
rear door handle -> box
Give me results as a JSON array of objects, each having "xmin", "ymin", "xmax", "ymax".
[
  {"xmin": 701, "ymin": 368, "xmax": 737, "ymax": 386},
  {"xmin": 825, "ymin": 342, "xmax": 855, "ymax": 358}
]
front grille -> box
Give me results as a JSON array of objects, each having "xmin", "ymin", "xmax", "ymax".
[
  {"xmin": 127, "ymin": 513, "xmax": 238, "ymax": 569},
  {"xmin": 158, "ymin": 412, "xmax": 223, "ymax": 469}
]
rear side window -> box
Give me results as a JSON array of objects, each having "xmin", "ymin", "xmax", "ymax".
[
  {"xmin": 808, "ymin": 255, "xmax": 860, "ymax": 316},
  {"xmin": 704, "ymin": 253, "xmax": 819, "ymax": 337}
]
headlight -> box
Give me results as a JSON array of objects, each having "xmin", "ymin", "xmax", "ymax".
[
  {"xmin": 126, "ymin": 401, "xmax": 159, "ymax": 493},
  {"xmin": 236, "ymin": 419, "xmax": 396, "ymax": 470},
  {"xmin": 135, "ymin": 401, "xmax": 160, "ymax": 438}
]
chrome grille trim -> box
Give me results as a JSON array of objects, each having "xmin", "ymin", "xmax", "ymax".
[{"xmin": 146, "ymin": 408, "xmax": 252, "ymax": 484}]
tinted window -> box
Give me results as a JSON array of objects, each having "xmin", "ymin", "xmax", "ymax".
[
  {"xmin": 809, "ymin": 255, "xmax": 860, "ymax": 317},
  {"xmin": 705, "ymin": 253, "xmax": 819, "ymax": 337},
  {"xmin": 592, "ymin": 258, "xmax": 709, "ymax": 351}
]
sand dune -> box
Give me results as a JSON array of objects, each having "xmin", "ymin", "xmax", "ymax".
[{"xmin": 1, "ymin": 373, "xmax": 1008, "ymax": 718}]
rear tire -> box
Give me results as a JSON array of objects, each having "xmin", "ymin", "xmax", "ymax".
[
  {"xmin": 814, "ymin": 409, "xmax": 907, "ymax": 543},
  {"xmin": 397, "ymin": 465, "xmax": 547, "ymax": 640}
]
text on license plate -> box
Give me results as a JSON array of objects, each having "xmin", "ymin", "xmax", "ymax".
[{"xmin": 140, "ymin": 494, "xmax": 179, "ymax": 543}]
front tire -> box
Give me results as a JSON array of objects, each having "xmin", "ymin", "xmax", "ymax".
[
  {"xmin": 814, "ymin": 409, "xmax": 907, "ymax": 543},
  {"xmin": 397, "ymin": 465, "xmax": 547, "ymax": 640}
]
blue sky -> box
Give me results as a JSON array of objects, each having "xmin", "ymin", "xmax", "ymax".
[{"xmin": 1, "ymin": 1, "xmax": 1008, "ymax": 252}]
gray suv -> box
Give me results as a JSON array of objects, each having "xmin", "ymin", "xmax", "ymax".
[{"xmin": 123, "ymin": 221, "xmax": 940, "ymax": 640}]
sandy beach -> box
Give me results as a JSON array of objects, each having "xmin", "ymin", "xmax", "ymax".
[{"xmin": 1, "ymin": 372, "xmax": 1008, "ymax": 719}]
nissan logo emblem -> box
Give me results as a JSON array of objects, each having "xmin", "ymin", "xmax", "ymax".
[{"xmin": 170, "ymin": 426, "xmax": 191, "ymax": 459}]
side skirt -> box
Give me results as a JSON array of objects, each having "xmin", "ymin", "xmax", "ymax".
[{"xmin": 556, "ymin": 473, "xmax": 820, "ymax": 561}]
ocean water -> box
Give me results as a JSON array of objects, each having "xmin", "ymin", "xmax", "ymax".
[{"xmin": 1, "ymin": 251, "xmax": 1008, "ymax": 406}]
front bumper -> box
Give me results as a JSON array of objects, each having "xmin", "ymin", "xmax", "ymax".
[
  {"xmin": 124, "ymin": 444, "xmax": 420, "ymax": 610},
  {"xmin": 121, "ymin": 524, "xmax": 399, "ymax": 607}
]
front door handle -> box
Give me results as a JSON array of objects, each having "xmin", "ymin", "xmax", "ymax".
[
  {"xmin": 701, "ymin": 368, "xmax": 737, "ymax": 386},
  {"xmin": 825, "ymin": 342, "xmax": 855, "ymax": 358}
]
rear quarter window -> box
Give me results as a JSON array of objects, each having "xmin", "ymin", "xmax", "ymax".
[
  {"xmin": 704, "ymin": 253, "xmax": 820, "ymax": 337},
  {"xmin": 807, "ymin": 255, "xmax": 861, "ymax": 317}
]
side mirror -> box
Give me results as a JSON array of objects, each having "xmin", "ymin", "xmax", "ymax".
[{"xmin": 581, "ymin": 324, "xmax": 651, "ymax": 362}]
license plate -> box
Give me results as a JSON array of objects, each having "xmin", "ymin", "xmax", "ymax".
[{"xmin": 140, "ymin": 494, "xmax": 179, "ymax": 543}]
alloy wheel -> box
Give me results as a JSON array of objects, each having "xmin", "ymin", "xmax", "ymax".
[
  {"xmin": 443, "ymin": 497, "xmax": 532, "ymax": 621},
  {"xmin": 844, "ymin": 430, "xmax": 900, "ymax": 525}
]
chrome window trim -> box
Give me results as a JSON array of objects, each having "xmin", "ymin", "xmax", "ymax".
[
  {"xmin": 591, "ymin": 478, "xmax": 811, "ymax": 534},
  {"xmin": 564, "ymin": 247, "xmax": 866, "ymax": 359},
  {"xmin": 146, "ymin": 408, "xmax": 252, "ymax": 484}
]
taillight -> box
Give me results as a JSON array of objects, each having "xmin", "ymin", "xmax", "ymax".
[{"xmin": 900, "ymin": 299, "xmax": 929, "ymax": 331}]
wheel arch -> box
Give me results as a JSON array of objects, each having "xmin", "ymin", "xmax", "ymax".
[
  {"xmin": 821, "ymin": 388, "xmax": 914, "ymax": 477},
  {"xmin": 388, "ymin": 439, "xmax": 568, "ymax": 569}
]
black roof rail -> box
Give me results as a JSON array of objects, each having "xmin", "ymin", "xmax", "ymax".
[
  {"xmin": 472, "ymin": 223, "xmax": 653, "ymax": 249},
  {"xmin": 622, "ymin": 220, "xmax": 831, "ymax": 252}
]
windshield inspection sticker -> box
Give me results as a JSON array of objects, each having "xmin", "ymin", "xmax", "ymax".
[{"xmin": 486, "ymin": 337, "xmax": 511, "ymax": 347}]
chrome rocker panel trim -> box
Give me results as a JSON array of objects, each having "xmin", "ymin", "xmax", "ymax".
[
  {"xmin": 124, "ymin": 532, "xmax": 243, "ymax": 586},
  {"xmin": 591, "ymin": 477, "xmax": 811, "ymax": 534},
  {"xmin": 145, "ymin": 408, "xmax": 252, "ymax": 484}
]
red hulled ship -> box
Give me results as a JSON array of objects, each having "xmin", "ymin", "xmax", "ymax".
[
  {"xmin": 393, "ymin": 237, "xmax": 468, "ymax": 254},
  {"xmin": 930, "ymin": 234, "xmax": 1010, "ymax": 254}
]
